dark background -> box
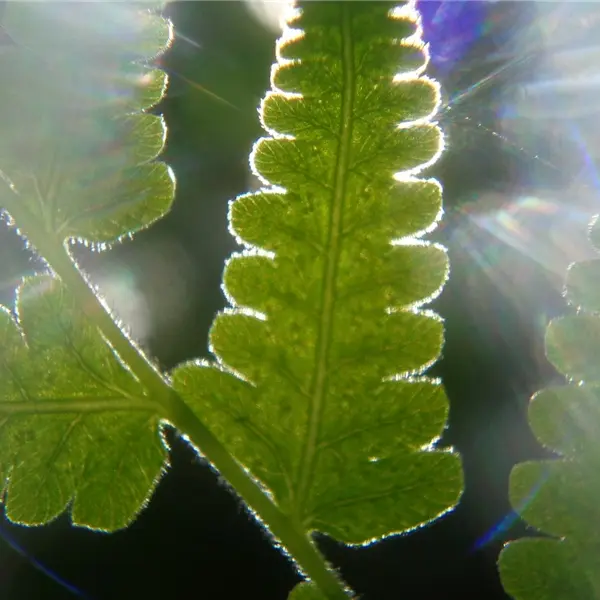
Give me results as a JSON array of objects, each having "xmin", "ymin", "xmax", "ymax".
[{"xmin": 1, "ymin": 1, "xmax": 599, "ymax": 598}]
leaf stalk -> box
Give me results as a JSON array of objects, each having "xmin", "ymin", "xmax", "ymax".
[{"xmin": 1, "ymin": 189, "xmax": 351, "ymax": 599}]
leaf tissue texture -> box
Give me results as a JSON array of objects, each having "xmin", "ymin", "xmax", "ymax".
[
  {"xmin": 0, "ymin": 277, "xmax": 166, "ymax": 530},
  {"xmin": 173, "ymin": 1, "xmax": 462, "ymax": 544},
  {"xmin": 0, "ymin": 2, "xmax": 173, "ymax": 245},
  {"xmin": 498, "ymin": 226, "xmax": 600, "ymax": 595}
]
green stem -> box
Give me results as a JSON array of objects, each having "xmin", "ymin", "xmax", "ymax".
[
  {"xmin": 1, "ymin": 193, "xmax": 350, "ymax": 600},
  {"xmin": 166, "ymin": 393, "xmax": 350, "ymax": 600}
]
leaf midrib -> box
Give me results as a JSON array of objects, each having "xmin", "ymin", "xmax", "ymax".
[
  {"xmin": 295, "ymin": 4, "xmax": 356, "ymax": 519},
  {"xmin": 0, "ymin": 397, "xmax": 160, "ymax": 415}
]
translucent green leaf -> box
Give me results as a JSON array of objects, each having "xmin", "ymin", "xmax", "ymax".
[
  {"xmin": 500, "ymin": 201, "xmax": 600, "ymax": 593},
  {"xmin": 0, "ymin": 276, "xmax": 166, "ymax": 530},
  {"xmin": 499, "ymin": 383, "xmax": 600, "ymax": 599},
  {"xmin": 545, "ymin": 315, "xmax": 600, "ymax": 382},
  {"xmin": 565, "ymin": 260, "xmax": 600, "ymax": 313},
  {"xmin": 0, "ymin": 2, "xmax": 173, "ymax": 244},
  {"xmin": 173, "ymin": 1, "xmax": 462, "ymax": 545},
  {"xmin": 499, "ymin": 539, "xmax": 596, "ymax": 600},
  {"xmin": 527, "ymin": 386, "xmax": 600, "ymax": 458}
]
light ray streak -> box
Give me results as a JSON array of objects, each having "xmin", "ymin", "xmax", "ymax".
[{"xmin": 0, "ymin": 523, "xmax": 91, "ymax": 598}]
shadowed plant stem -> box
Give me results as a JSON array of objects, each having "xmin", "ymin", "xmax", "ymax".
[{"xmin": 1, "ymin": 188, "xmax": 351, "ymax": 600}]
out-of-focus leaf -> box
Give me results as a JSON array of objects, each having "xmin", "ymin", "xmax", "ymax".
[
  {"xmin": 545, "ymin": 315, "xmax": 600, "ymax": 382},
  {"xmin": 499, "ymin": 177, "xmax": 600, "ymax": 598},
  {"xmin": 566, "ymin": 259, "xmax": 600, "ymax": 313},
  {"xmin": 0, "ymin": 2, "xmax": 173, "ymax": 244}
]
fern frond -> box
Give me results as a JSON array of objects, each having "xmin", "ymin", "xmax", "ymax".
[
  {"xmin": 0, "ymin": 2, "xmax": 172, "ymax": 531},
  {"xmin": 0, "ymin": 2, "xmax": 173, "ymax": 247},
  {"xmin": 173, "ymin": 0, "xmax": 462, "ymax": 544},
  {"xmin": 499, "ymin": 215, "xmax": 600, "ymax": 597}
]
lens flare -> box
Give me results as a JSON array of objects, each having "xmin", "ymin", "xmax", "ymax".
[{"xmin": 0, "ymin": 521, "xmax": 89, "ymax": 598}]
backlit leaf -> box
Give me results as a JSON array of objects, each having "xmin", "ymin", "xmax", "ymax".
[
  {"xmin": 173, "ymin": 1, "xmax": 462, "ymax": 545},
  {"xmin": 0, "ymin": 1, "xmax": 172, "ymax": 533},
  {"xmin": 499, "ymin": 177, "xmax": 600, "ymax": 597},
  {"xmin": 545, "ymin": 315, "xmax": 600, "ymax": 382},
  {"xmin": 565, "ymin": 259, "xmax": 600, "ymax": 313},
  {"xmin": 0, "ymin": 2, "xmax": 173, "ymax": 245},
  {"xmin": 0, "ymin": 276, "xmax": 166, "ymax": 530}
]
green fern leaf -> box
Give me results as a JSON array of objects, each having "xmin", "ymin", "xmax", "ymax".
[
  {"xmin": 0, "ymin": 2, "xmax": 173, "ymax": 245},
  {"xmin": 499, "ymin": 217, "xmax": 600, "ymax": 597},
  {"xmin": 0, "ymin": 3, "xmax": 172, "ymax": 531},
  {"xmin": 0, "ymin": 276, "xmax": 166, "ymax": 530},
  {"xmin": 173, "ymin": 1, "xmax": 462, "ymax": 544}
]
